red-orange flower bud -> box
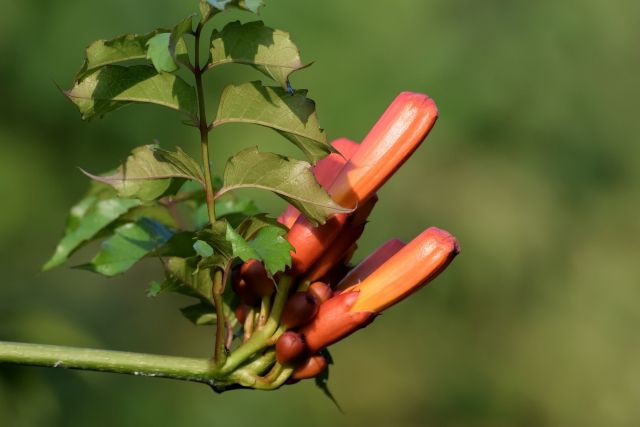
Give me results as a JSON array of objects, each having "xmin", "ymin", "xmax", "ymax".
[
  {"xmin": 231, "ymin": 268, "xmax": 260, "ymax": 306},
  {"xmin": 275, "ymin": 331, "xmax": 306, "ymax": 365},
  {"xmin": 291, "ymin": 353, "xmax": 328, "ymax": 380},
  {"xmin": 239, "ymin": 259, "xmax": 275, "ymax": 297},
  {"xmin": 234, "ymin": 303, "xmax": 251, "ymax": 324},
  {"xmin": 336, "ymin": 238, "xmax": 405, "ymax": 291},
  {"xmin": 281, "ymin": 292, "xmax": 319, "ymax": 329},
  {"xmin": 300, "ymin": 291, "xmax": 376, "ymax": 353},
  {"xmin": 348, "ymin": 227, "xmax": 459, "ymax": 313},
  {"xmin": 308, "ymin": 282, "xmax": 333, "ymax": 304},
  {"xmin": 329, "ymin": 92, "xmax": 438, "ymax": 207}
]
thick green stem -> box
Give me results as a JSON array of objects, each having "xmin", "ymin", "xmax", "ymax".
[
  {"xmin": 0, "ymin": 341, "xmax": 220, "ymax": 386},
  {"xmin": 193, "ymin": 21, "xmax": 216, "ymax": 225},
  {"xmin": 221, "ymin": 275, "xmax": 293, "ymax": 374}
]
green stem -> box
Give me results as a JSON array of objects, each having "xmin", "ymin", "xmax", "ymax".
[
  {"xmin": 0, "ymin": 341, "xmax": 220, "ymax": 386},
  {"xmin": 221, "ymin": 275, "xmax": 293, "ymax": 374},
  {"xmin": 193, "ymin": 21, "xmax": 216, "ymax": 225},
  {"xmin": 211, "ymin": 270, "xmax": 227, "ymax": 367}
]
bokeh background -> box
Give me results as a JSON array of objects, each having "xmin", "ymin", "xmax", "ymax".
[{"xmin": 1, "ymin": 0, "xmax": 639, "ymax": 426}]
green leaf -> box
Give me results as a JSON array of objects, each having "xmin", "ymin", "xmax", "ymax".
[
  {"xmin": 225, "ymin": 222, "xmax": 292, "ymax": 275},
  {"xmin": 43, "ymin": 197, "xmax": 141, "ymax": 270},
  {"xmin": 78, "ymin": 218, "xmax": 174, "ymax": 276},
  {"xmin": 180, "ymin": 302, "xmax": 217, "ymax": 325},
  {"xmin": 66, "ymin": 65, "xmax": 198, "ymax": 120},
  {"xmin": 193, "ymin": 240, "xmax": 214, "ymax": 257},
  {"xmin": 219, "ymin": 147, "xmax": 351, "ymax": 225},
  {"xmin": 195, "ymin": 194, "xmax": 260, "ymax": 228},
  {"xmin": 197, "ymin": 220, "xmax": 234, "ymax": 260},
  {"xmin": 146, "ymin": 33, "xmax": 178, "ymax": 73},
  {"xmin": 209, "ymin": 21, "xmax": 305, "ymax": 88},
  {"xmin": 201, "ymin": 0, "xmax": 264, "ymax": 18},
  {"xmin": 236, "ymin": 213, "xmax": 284, "ymax": 240},
  {"xmin": 213, "ymin": 81, "xmax": 330, "ymax": 163},
  {"xmin": 165, "ymin": 257, "xmax": 213, "ymax": 301},
  {"xmin": 83, "ymin": 145, "xmax": 204, "ymax": 201},
  {"xmin": 77, "ymin": 30, "xmax": 189, "ymax": 80},
  {"xmin": 248, "ymin": 226, "xmax": 293, "ymax": 274}
]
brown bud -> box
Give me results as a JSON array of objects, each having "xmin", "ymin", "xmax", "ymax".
[
  {"xmin": 275, "ymin": 331, "xmax": 306, "ymax": 365},
  {"xmin": 281, "ymin": 292, "xmax": 319, "ymax": 328},
  {"xmin": 234, "ymin": 303, "xmax": 251, "ymax": 324},
  {"xmin": 308, "ymin": 282, "xmax": 333, "ymax": 304},
  {"xmin": 239, "ymin": 259, "xmax": 275, "ymax": 297},
  {"xmin": 291, "ymin": 353, "xmax": 328, "ymax": 380},
  {"xmin": 231, "ymin": 269, "xmax": 259, "ymax": 306}
]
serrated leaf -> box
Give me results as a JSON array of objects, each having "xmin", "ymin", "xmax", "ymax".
[
  {"xmin": 236, "ymin": 213, "xmax": 284, "ymax": 240},
  {"xmin": 197, "ymin": 220, "xmax": 234, "ymax": 260},
  {"xmin": 67, "ymin": 65, "xmax": 198, "ymax": 120},
  {"xmin": 195, "ymin": 194, "xmax": 260, "ymax": 229},
  {"xmin": 78, "ymin": 218, "xmax": 174, "ymax": 276},
  {"xmin": 180, "ymin": 302, "xmax": 217, "ymax": 325},
  {"xmin": 248, "ymin": 226, "xmax": 293, "ymax": 274},
  {"xmin": 209, "ymin": 21, "xmax": 304, "ymax": 88},
  {"xmin": 77, "ymin": 30, "xmax": 189, "ymax": 80},
  {"xmin": 218, "ymin": 147, "xmax": 350, "ymax": 225},
  {"xmin": 165, "ymin": 256, "xmax": 213, "ymax": 301},
  {"xmin": 83, "ymin": 145, "xmax": 204, "ymax": 201},
  {"xmin": 225, "ymin": 222, "xmax": 292, "ymax": 275},
  {"xmin": 43, "ymin": 197, "xmax": 141, "ymax": 270},
  {"xmin": 167, "ymin": 15, "xmax": 195, "ymax": 70},
  {"xmin": 146, "ymin": 33, "xmax": 178, "ymax": 73},
  {"xmin": 213, "ymin": 82, "xmax": 331, "ymax": 163}
]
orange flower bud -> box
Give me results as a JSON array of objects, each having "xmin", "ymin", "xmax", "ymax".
[
  {"xmin": 329, "ymin": 92, "xmax": 438, "ymax": 207},
  {"xmin": 291, "ymin": 353, "xmax": 328, "ymax": 380},
  {"xmin": 278, "ymin": 138, "xmax": 358, "ymax": 229},
  {"xmin": 275, "ymin": 331, "xmax": 306, "ymax": 365},
  {"xmin": 300, "ymin": 291, "xmax": 376, "ymax": 353},
  {"xmin": 336, "ymin": 238, "xmax": 405, "ymax": 291},
  {"xmin": 239, "ymin": 259, "xmax": 275, "ymax": 297},
  {"xmin": 286, "ymin": 213, "xmax": 349, "ymax": 275},
  {"xmin": 308, "ymin": 282, "xmax": 333, "ymax": 304},
  {"xmin": 348, "ymin": 227, "xmax": 459, "ymax": 312},
  {"xmin": 304, "ymin": 222, "xmax": 366, "ymax": 283},
  {"xmin": 281, "ymin": 291, "xmax": 319, "ymax": 329},
  {"xmin": 231, "ymin": 268, "xmax": 260, "ymax": 306}
]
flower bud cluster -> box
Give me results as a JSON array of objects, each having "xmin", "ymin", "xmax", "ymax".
[{"xmin": 229, "ymin": 92, "xmax": 459, "ymax": 385}]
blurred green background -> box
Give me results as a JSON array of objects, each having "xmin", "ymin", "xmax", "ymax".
[{"xmin": 1, "ymin": 0, "xmax": 639, "ymax": 426}]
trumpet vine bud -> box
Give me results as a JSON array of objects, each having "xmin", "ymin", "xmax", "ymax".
[
  {"xmin": 329, "ymin": 92, "xmax": 439, "ymax": 207},
  {"xmin": 308, "ymin": 282, "xmax": 333, "ymax": 304},
  {"xmin": 281, "ymin": 291, "xmax": 319, "ymax": 329},
  {"xmin": 239, "ymin": 259, "xmax": 275, "ymax": 297},
  {"xmin": 291, "ymin": 353, "xmax": 328, "ymax": 380},
  {"xmin": 275, "ymin": 331, "xmax": 306, "ymax": 365},
  {"xmin": 336, "ymin": 238, "xmax": 405, "ymax": 291}
]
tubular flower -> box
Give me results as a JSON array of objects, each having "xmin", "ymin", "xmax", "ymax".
[
  {"xmin": 336, "ymin": 238, "xmax": 405, "ymax": 291},
  {"xmin": 300, "ymin": 227, "xmax": 459, "ymax": 352},
  {"xmin": 285, "ymin": 92, "xmax": 437, "ymax": 275}
]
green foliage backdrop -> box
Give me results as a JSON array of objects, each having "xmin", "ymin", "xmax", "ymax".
[{"xmin": 1, "ymin": 0, "xmax": 638, "ymax": 425}]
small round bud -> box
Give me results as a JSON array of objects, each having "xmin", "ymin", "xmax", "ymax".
[
  {"xmin": 291, "ymin": 353, "xmax": 328, "ymax": 380},
  {"xmin": 275, "ymin": 331, "xmax": 306, "ymax": 365},
  {"xmin": 308, "ymin": 282, "xmax": 333, "ymax": 304},
  {"xmin": 281, "ymin": 292, "xmax": 319, "ymax": 328},
  {"xmin": 240, "ymin": 259, "xmax": 275, "ymax": 297},
  {"xmin": 235, "ymin": 303, "xmax": 251, "ymax": 324}
]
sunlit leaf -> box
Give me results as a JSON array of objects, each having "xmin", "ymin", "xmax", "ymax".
[
  {"xmin": 218, "ymin": 147, "xmax": 350, "ymax": 225},
  {"xmin": 193, "ymin": 240, "xmax": 214, "ymax": 257},
  {"xmin": 146, "ymin": 33, "xmax": 178, "ymax": 73},
  {"xmin": 78, "ymin": 218, "xmax": 174, "ymax": 276},
  {"xmin": 225, "ymin": 222, "xmax": 292, "ymax": 275},
  {"xmin": 201, "ymin": 0, "xmax": 264, "ymax": 18},
  {"xmin": 77, "ymin": 30, "xmax": 189, "ymax": 80},
  {"xmin": 209, "ymin": 21, "xmax": 304, "ymax": 88},
  {"xmin": 82, "ymin": 145, "xmax": 204, "ymax": 201},
  {"xmin": 213, "ymin": 81, "xmax": 330, "ymax": 163},
  {"xmin": 66, "ymin": 65, "xmax": 198, "ymax": 120},
  {"xmin": 43, "ymin": 197, "xmax": 141, "ymax": 270}
]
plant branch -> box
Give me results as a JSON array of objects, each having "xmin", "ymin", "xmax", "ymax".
[
  {"xmin": 193, "ymin": 21, "xmax": 216, "ymax": 226},
  {"xmin": 211, "ymin": 270, "xmax": 227, "ymax": 367},
  {"xmin": 0, "ymin": 341, "xmax": 221, "ymax": 386}
]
